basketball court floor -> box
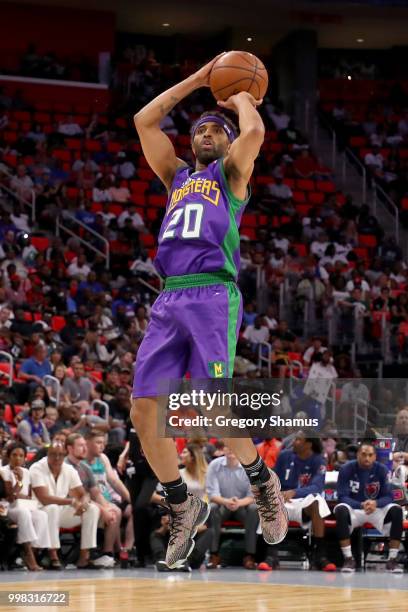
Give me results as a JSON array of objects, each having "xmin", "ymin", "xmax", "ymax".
[{"xmin": 0, "ymin": 568, "xmax": 407, "ymax": 612}]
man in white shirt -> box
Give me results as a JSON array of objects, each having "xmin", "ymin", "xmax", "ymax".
[
  {"xmin": 10, "ymin": 165, "xmax": 34, "ymax": 200},
  {"xmin": 243, "ymin": 316, "xmax": 270, "ymax": 347},
  {"xmin": 267, "ymin": 176, "xmax": 293, "ymax": 203},
  {"xmin": 58, "ymin": 115, "xmax": 83, "ymax": 136},
  {"xmin": 311, "ymin": 233, "xmax": 329, "ymax": 259},
  {"xmin": 269, "ymin": 107, "xmax": 290, "ymax": 131},
  {"xmin": 113, "ymin": 153, "xmax": 136, "ymax": 179},
  {"xmin": 364, "ymin": 146, "xmax": 383, "ymax": 172},
  {"xmin": 118, "ymin": 204, "xmax": 145, "ymax": 231},
  {"xmin": 303, "ymin": 337, "xmax": 328, "ymax": 366},
  {"xmin": 67, "ymin": 253, "xmax": 91, "ymax": 281},
  {"xmin": 29, "ymin": 443, "xmax": 100, "ymax": 568}
]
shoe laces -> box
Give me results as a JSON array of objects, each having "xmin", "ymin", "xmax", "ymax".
[
  {"xmin": 253, "ymin": 480, "xmax": 278, "ymax": 522},
  {"xmin": 168, "ymin": 505, "xmax": 187, "ymax": 547}
]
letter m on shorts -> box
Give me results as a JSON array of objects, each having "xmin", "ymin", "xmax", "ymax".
[{"xmin": 208, "ymin": 361, "xmax": 227, "ymax": 378}]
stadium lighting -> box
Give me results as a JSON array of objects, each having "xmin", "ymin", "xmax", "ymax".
[
  {"xmin": 162, "ymin": 23, "xmax": 170, "ymax": 27},
  {"xmin": 247, "ymin": 37, "xmax": 253, "ymax": 42},
  {"xmin": 347, "ymin": 75, "xmax": 352, "ymax": 80},
  {"xmin": 356, "ymin": 38, "xmax": 364, "ymax": 43}
]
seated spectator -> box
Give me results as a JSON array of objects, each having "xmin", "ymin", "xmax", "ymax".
[
  {"xmin": 270, "ymin": 432, "xmax": 334, "ymax": 571},
  {"xmin": 113, "ymin": 152, "xmax": 136, "ymax": 180},
  {"xmin": 0, "ymin": 471, "xmax": 18, "ymax": 570},
  {"xmin": 19, "ymin": 343, "xmax": 52, "ymax": 389},
  {"xmin": 266, "ymin": 174, "xmax": 293, "ymax": 203},
  {"xmin": 334, "ymin": 441, "xmax": 404, "ymax": 573},
  {"xmin": 84, "ymin": 431, "xmax": 131, "ymax": 562},
  {"xmin": 92, "ymin": 177, "xmax": 113, "ymax": 203},
  {"xmin": 293, "ymin": 149, "xmax": 318, "ymax": 178},
  {"xmin": 1, "ymin": 442, "xmax": 49, "ymax": 571},
  {"xmin": 242, "ymin": 316, "xmax": 269, "ymax": 350},
  {"xmin": 364, "ymin": 145, "xmax": 384, "ymax": 174},
  {"xmin": 118, "ymin": 203, "xmax": 146, "ymax": 232},
  {"xmin": 67, "ymin": 253, "xmax": 92, "ymax": 281},
  {"xmin": 65, "ymin": 433, "xmax": 123, "ymax": 568},
  {"xmin": 303, "ymin": 337, "xmax": 328, "ymax": 366},
  {"xmin": 62, "ymin": 362, "xmax": 95, "ymax": 410},
  {"xmin": 108, "ymin": 177, "xmax": 131, "ymax": 203},
  {"xmin": 179, "ymin": 443, "xmax": 208, "ymax": 500},
  {"xmin": 206, "ymin": 444, "xmax": 258, "ymax": 570},
  {"xmin": 393, "ymin": 407, "xmax": 408, "ymax": 464},
  {"xmin": 256, "ymin": 438, "xmax": 281, "ymax": 468},
  {"xmin": 17, "ymin": 400, "xmax": 50, "ymax": 450},
  {"xmin": 10, "ymin": 164, "xmax": 34, "ymax": 201},
  {"xmin": 58, "ymin": 115, "xmax": 83, "ymax": 136},
  {"xmin": 30, "ymin": 442, "xmax": 100, "ymax": 569}
]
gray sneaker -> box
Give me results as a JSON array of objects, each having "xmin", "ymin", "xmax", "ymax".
[
  {"xmin": 341, "ymin": 557, "xmax": 356, "ymax": 573},
  {"xmin": 385, "ymin": 558, "xmax": 403, "ymax": 574},
  {"xmin": 165, "ymin": 493, "xmax": 210, "ymax": 569},
  {"xmin": 251, "ymin": 469, "xmax": 288, "ymax": 545}
]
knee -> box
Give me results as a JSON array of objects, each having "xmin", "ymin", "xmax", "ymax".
[
  {"xmin": 44, "ymin": 504, "xmax": 59, "ymax": 517},
  {"xmin": 334, "ymin": 505, "xmax": 349, "ymax": 520},
  {"xmin": 130, "ymin": 398, "xmax": 151, "ymax": 435},
  {"xmin": 85, "ymin": 502, "xmax": 100, "ymax": 520},
  {"xmin": 247, "ymin": 503, "xmax": 258, "ymax": 516},
  {"xmin": 389, "ymin": 505, "xmax": 403, "ymax": 522}
]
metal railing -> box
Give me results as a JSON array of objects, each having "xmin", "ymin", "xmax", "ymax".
[
  {"xmin": 342, "ymin": 147, "xmax": 367, "ymax": 204},
  {"xmin": 56, "ymin": 212, "xmax": 110, "ymax": 269},
  {"xmin": 0, "ymin": 181, "xmax": 36, "ymax": 223},
  {"xmin": 90, "ymin": 399, "xmax": 110, "ymax": 421},
  {"xmin": 43, "ymin": 375, "xmax": 61, "ymax": 406},
  {"xmin": 258, "ymin": 342, "xmax": 271, "ymax": 377},
  {"xmin": 373, "ymin": 183, "xmax": 400, "ymax": 245},
  {"xmin": 0, "ymin": 351, "xmax": 13, "ymax": 387},
  {"xmin": 135, "ymin": 275, "xmax": 163, "ymax": 294}
]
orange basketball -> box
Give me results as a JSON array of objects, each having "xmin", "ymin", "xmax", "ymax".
[{"xmin": 209, "ymin": 51, "xmax": 268, "ymax": 101}]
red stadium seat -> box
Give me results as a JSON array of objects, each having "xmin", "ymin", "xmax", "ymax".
[
  {"xmin": 242, "ymin": 214, "xmax": 257, "ymax": 227},
  {"xmin": 293, "ymin": 191, "xmax": 306, "ymax": 203},
  {"xmin": 240, "ymin": 227, "xmax": 256, "ymax": 240},
  {"xmin": 130, "ymin": 180, "xmax": 149, "ymax": 194},
  {"xmin": 140, "ymin": 234, "xmax": 155, "ymax": 247},
  {"xmin": 84, "ymin": 139, "xmax": 102, "ymax": 152},
  {"xmin": 107, "ymin": 142, "xmax": 122, "ymax": 153},
  {"xmin": 358, "ymin": 234, "xmax": 377, "ymax": 247},
  {"xmin": 65, "ymin": 138, "xmax": 82, "ymax": 150},
  {"xmin": 53, "ymin": 149, "xmax": 72, "ymax": 162},
  {"xmin": 283, "ymin": 178, "xmax": 295, "ymax": 188},
  {"xmin": 66, "ymin": 187, "xmax": 79, "ymax": 199},
  {"xmin": 349, "ymin": 136, "xmax": 367, "ymax": 148},
  {"xmin": 138, "ymin": 168, "xmax": 155, "ymax": 181},
  {"xmin": 293, "ymin": 243, "xmax": 308, "ymax": 257},
  {"xmin": 148, "ymin": 195, "xmax": 167, "ymax": 207},
  {"xmin": 296, "ymin": 179, "xmax": 315, "ymax": 191},
  {"xmin": 31, "ymin": 236, "xmax": 50, "ymax": 252},
  {"xmin": 401, "ymin": 198, "xmax": 408, "ymax": 210},
  {"xmin": 51, "ymin": 316, "xmax": 66, "ymax": 332},
  {"xmin": 256, "ymin": 175, "xmax": 274, "ymax": 185},
  {"xmin": 353, "ymin": 247, "xmax": 369, "ymax": 260},
  {"xmin": 317, "ymin": 181, "xmax": 336, "ymax": 193}
]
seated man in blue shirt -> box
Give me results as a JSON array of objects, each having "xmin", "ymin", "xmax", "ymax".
[
  {"xmin": 272, "ymin": 431, "xmax": 334, "ymax": 571},
  {"xmin": 335, "ymin": 440, "xmax": 403, "ymax": 573},
  {"xmin": 206, "ymin": 445, "xmax": 258, "ymax": 570},
  {"xmin": 19, "ymin": 343, "xmax": 52, "ymax": 388}
]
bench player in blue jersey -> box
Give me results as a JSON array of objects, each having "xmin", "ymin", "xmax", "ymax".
[{"xmin": 335, "ymin": 441, "xmax": 403, "ymax": 573}]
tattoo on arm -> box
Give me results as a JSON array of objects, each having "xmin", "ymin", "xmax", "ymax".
[{"xmin": 159, "ymin": 96, "xmax": 179, "ymax": 118}]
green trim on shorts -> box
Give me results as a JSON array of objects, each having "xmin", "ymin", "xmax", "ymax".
[
  {"xmin": 226, "ymin": 282, "xmax": 241, "ymax": 377},
  {"xmin": 163, "ymin": 271, "xmax": 235, "ymax": 290}
]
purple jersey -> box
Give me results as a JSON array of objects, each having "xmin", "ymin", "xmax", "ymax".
[{"xmin": 154, "ymin": 159, "xmax": 248, "ymax": 280}]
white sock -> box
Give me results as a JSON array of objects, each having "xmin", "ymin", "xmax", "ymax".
[
  {"xmin": 341, "ymin": 545, "xmax": 352, "ymax": 559},
  {"xmin": 388, "ymin": 548, "xmax": 398, "ymax": 560}
]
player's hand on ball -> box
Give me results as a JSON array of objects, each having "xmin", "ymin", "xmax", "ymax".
[
  {"xmin": 217, "ymin": 91, "xmax": 263, "ymax": 113},
  {"xmin": 194, "ymin": 53, "xmax": 226, "ymax": 87}
]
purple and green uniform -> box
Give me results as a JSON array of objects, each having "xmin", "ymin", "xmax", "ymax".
[{"xmin": 132, "ymin": 158, "xmax": 248, "ymax": 397}]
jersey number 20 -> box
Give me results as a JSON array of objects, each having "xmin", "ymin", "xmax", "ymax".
[{"xmin": 162, "ymin": 203, "xmax": 203, "ymax": 240}]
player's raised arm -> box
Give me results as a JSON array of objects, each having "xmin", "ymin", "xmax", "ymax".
[
  {"xmin": 133, "ymin": 54, "xmax": 224, "ymax": 191},
  {"xmin": 219, "ymin": 91, "xmax": 265, "ymax": 197}
]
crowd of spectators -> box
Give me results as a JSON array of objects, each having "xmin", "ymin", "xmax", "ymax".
[{"xmin": 0, "ymin": 44, "xmax": 98, "ymax": 83}]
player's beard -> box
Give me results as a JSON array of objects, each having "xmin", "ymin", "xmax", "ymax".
[{"xmin": 195, "ymin": 142, "xmax": 225, "ymax": 165}]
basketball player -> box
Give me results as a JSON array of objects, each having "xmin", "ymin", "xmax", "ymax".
[
  {"xmin": 130, "ymin": 54, "xmax": 288, "ymax": 569},
  {"xmin": 335, "ymin": 441, "xmax": 403, "ymax": 573}
]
